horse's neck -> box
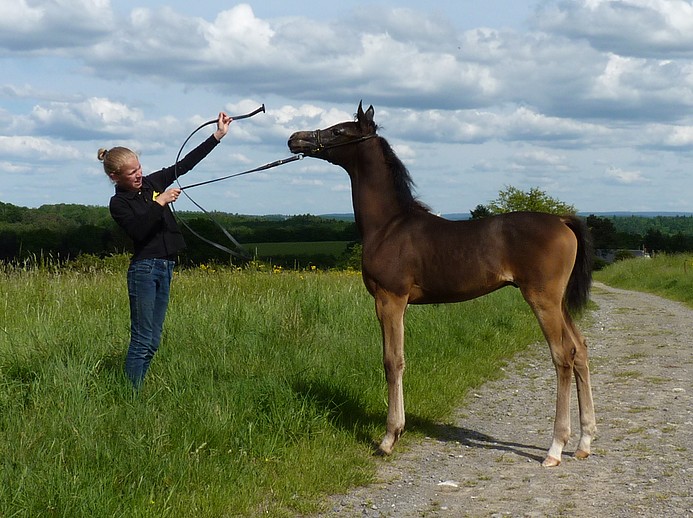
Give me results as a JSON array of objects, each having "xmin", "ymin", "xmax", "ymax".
[{"xmin": 347, "ymin": 148, "xmax": 403, "ymax": 239}]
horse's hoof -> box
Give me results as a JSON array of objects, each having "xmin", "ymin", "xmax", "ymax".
[
  {"xmin": 542, "ymin": 456, "xmax": 561, "ymax": 467},
  {"xmin": 378, "ymin": 439, "xmax": 394, "ymax": 456},
  {"xmin": 575, "ymin": 449, "xmax": 590, "ymax": 460}
]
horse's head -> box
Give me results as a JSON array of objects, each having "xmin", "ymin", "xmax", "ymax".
[{"xmin": 288, "ymin": 101, "xmax": 377, "ymax": 161}]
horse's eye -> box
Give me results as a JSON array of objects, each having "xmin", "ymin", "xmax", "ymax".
[{"xmin": 332, "ymin": 128, "xmax": 344, "ymax": 136}]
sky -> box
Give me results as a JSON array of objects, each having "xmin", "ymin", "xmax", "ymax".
[{"xmin": 1, "ymin": 0, "xmax": 692, "ymax": 216}]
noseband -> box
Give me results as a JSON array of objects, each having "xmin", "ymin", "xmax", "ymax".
[{"xmin": 310, "ymin": 130, "xmax": 377, "ymax": 154}]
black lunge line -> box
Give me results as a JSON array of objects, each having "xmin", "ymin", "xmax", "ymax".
[{"xmin": 179, "ymin": 154, "xmax": 302, "ymax": 191}]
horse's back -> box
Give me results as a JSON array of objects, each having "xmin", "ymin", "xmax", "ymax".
[
  {"xmin": 419, "ymin": 211, "xmax": 577, "ymax": 264},
  {"xmin": 466, "ymin": 212, "xmax": 581, "ymax": 283}
]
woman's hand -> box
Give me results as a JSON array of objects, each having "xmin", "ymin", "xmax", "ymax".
[
  {"xmin": 156, "ymin": 188, "xmax": 181, "ymax": 206},
  {"xmin": 213, "ymin": 112, "xmax": 233, "ymax": 141}
]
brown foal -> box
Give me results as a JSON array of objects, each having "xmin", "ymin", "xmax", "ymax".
[{"xmin": 288, "ymin": 102, "xmax": 596, "ymax": 467}]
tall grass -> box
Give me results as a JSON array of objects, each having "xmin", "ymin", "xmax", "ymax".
[
  {"xmin": 1, "ymin": 261, "xmax": 542, "ymax": 516},
  {"xmin": 595, "ymin": 253, "xmax": 693, "ymax": 307},
  {"xmin": 244, "ymin": 241, "xmax": 349, "ymax": 257}
]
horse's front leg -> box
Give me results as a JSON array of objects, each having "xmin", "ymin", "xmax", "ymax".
[{"xmin": 374, "ymin": 290, "xmax": 408, "ymax": 455}]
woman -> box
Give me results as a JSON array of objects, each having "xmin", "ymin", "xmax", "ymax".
[{"xmin": 99, "ymin": 112, "xmax": 232, "ymax": 388}]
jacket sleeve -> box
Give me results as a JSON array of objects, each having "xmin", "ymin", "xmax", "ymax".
[
  {"xmin": 109, "ymin": 195, "xmax": 166, "ymax": 243},
  {"xmin": 147, "ymin": 134, "xmax": 220, "ymax": 190}
]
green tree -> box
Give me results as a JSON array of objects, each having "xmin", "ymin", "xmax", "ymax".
[
  {"xmin": 470, "ymin": 204, "xmax": 492, "ymax": 219},
  {"xmin": 586, "ymin": 215, "xmax": 617, "ymax": 249},
  {"xmin": 488, "ymin": 186, "xmax": 576, "ymax": 215}
]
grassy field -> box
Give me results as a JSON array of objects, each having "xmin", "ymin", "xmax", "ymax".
[
  {"xmin": 4, "ymin": 252, "xmax": 690, "ymax": 516},
  {"xmin": 0, "ymin": 260, "xmax": 543, "ymax": 517},
  {"xmin": 595, "ymin": 253, "xmax": 693, "ymax": 307}
]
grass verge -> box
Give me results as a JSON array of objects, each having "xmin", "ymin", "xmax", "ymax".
[{"xmin": 595, "ymin": 253, "xmax": 693, "ymax": 308}]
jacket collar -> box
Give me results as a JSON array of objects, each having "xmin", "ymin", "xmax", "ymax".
[
  {"xmin": 114, "ymin": 185, "xmax": 141, "ymax": 198},
  {"xmin": 115, "ymin": 178, "xmax": 152, "ymax": 198}
]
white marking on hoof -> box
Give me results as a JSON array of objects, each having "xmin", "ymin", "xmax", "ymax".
[{"xmin": 542, "ymin": 455, "xmax": 561, "ymax": 467}]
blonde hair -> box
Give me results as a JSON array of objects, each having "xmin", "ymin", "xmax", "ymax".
[{"xmin": 97, "ymin": 146, "xmax": 137, "ymax": 178}]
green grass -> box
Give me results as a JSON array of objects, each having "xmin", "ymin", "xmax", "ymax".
[
  {"xmin": 0, "ymin": 263, "xmax": 542, "ymax": 516},
  {"xmin": 595, "ymin": 253, "xmax": 693, "ymax": 308}
]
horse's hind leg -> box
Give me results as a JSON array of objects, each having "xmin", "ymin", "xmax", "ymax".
[
  {"xmin": 565, "ymin": 312, "xmax": 596, "ymax": 459},
  {"xmin": 374, "ymin": 290, "xmax": 408, "ymax": 455},
  {"xmin": 524, "ymin": 291, "xmax": 576, "ymax": 467}
]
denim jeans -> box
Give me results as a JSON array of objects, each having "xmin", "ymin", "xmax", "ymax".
[{"xmin": 125, "ymin": 258, "xmax": 175, "ymax": 388}]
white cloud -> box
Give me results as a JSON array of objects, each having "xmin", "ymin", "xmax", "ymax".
[
  {"xmin": 535, "ymin": 0, "xmax": 693, "ymax": 58},
  {"xmin": 33, "ymin": 97, "xmax": 143, "ymax": 126},
  {"xmin": 0, "ymin": 1, "xmax": 692, "ymax": 212},
  {"xmin": 290, "ymin": 177, "xmax": 324, "ymax": 186},
  {"xmin": 664, "ymin": 126, "xmax": 693, "ymax": 147},
  {"xmin": 27, "ymin": 97, "xmax": 159, "ymax": 141},
  {"xmin": 205, "ymin": 5, "xmax": 275, "ymax": 63},
  {"xmin": 0, "ymin": 135, "xmax": 81, "ymax": 160},
  {"xmin": 605, "ymin": 166, "xmax": 648, "ymax": 184},
  {"xmin": 0, "ymin": 0, "xmax": 113, "ymax": 51},
  {"xmin": 513, "ymin": 150, "xmax": 568, "ymax": 168}
]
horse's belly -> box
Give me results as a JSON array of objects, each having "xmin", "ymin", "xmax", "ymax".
[{"xmin": 408, "ymin": 281, "xmax": 510, "ymax": 304}]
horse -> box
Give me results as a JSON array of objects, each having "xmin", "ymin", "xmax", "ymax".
[{"xmin": 287, "ymin": 102, "xmax": 596, "ymax": 467}]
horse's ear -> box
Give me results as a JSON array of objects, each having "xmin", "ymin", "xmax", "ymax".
[
  {"xmin": 357, "ymin": 101, "xmax": 375, "ymax": 131},
  {"xmin": 365, "ymin": 104, "xmax": 374, "ymax": 122}
]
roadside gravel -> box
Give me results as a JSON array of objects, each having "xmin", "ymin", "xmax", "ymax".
[{"xmin": 315, "ymin": 283, "xmax": 693, "ymax": 517}]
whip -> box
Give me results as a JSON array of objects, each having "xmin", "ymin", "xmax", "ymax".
[{"xmin": 172, "ymin": 104, "xmax": 300, "ymax": 259}]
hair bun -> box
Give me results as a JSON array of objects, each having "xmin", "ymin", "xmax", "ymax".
[{"xmin": 97, "ymin": 148, "xmax": 108, "ymax": 162}]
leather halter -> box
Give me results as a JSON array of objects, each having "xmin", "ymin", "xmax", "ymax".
[{"xmin": 310, "ymin": 130, "xmax": 377, "ymax": 155}]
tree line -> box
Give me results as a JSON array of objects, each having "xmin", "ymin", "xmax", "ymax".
[
  {"xmin": 471, "ymin": 186, "xmax": 693, "ymax": 256},
  {"xmin": 0, "ymin": 201, "xmax": 359, "ymax": 266},
  {"xmin": 1, "ymin": 197, "xmax": 692, "ymax": 268}
]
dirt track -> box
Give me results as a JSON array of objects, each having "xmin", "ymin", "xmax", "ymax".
[{"xmin": 316, "ymin": 283, "xmax": 693, "ymax": 517}]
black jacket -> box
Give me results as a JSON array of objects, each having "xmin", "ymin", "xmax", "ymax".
[{"xmin": 109, "ymin": 135, "xmax": 220, "ymax": 262}]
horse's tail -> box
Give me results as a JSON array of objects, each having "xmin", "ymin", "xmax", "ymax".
[{"xmin": 563, "ymin": 215, "xmax": 594, "ymax": 314}]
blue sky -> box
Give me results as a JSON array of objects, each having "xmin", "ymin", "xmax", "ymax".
[{"xmin": 1, "ymin": 0, "xmax": 692, "ymax": 215}]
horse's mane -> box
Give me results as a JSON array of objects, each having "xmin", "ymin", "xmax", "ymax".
[{"xmin": 377, "ymin": 136, "xmax": 431, "ymax": 214}]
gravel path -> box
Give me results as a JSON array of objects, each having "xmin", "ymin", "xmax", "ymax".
[{"xmin": 316, "ymin": 283, "xmax": 692, "ymax": 517}]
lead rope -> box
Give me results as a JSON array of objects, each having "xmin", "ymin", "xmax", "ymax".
[{"xmin": 171, "ymin": 105, "xmax": 301, "ymax": 259}]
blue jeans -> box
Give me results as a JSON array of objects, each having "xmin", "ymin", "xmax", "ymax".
[{"xmin": 125, "ymin": 258, "xmax": 175, "ymax": 388}]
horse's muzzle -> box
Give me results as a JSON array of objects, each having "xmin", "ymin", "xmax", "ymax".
[{"xmin": 288, "ymin": 131, "xmax": 320, "ymax": 156}]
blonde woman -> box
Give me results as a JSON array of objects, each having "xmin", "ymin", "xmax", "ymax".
[{"xmin": 99, "ymin": 112, "xmax": 232, "ymax": 388}]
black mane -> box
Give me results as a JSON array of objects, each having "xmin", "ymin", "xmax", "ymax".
[{"xmin": 378, "ymin": 137, "xmax": 430, "ymax": 213}]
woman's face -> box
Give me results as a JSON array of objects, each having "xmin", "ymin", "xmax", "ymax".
[{"xmin": 112, "ymin": 155, "xmax": 142, "ymax": 191}]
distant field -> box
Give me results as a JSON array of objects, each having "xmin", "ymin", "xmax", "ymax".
[{"xmin": 244, "ymin": 240, "xmax": 351, "ymax": 258}]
